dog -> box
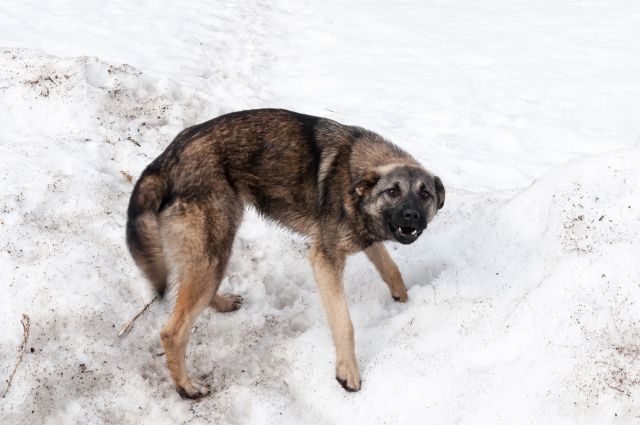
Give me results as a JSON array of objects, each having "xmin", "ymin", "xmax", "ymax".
[{"xmin": 126, "ymin": 108, "xmax": 445, "ymax": 397}]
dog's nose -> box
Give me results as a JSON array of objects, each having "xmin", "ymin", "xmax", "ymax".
[{"xmin": 402, "ymin": 208, "xmax": 420, "ymax": 221}]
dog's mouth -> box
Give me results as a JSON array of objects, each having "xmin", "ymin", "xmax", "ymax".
[{"xmin": 389, "ymin": 223, "xmax": 423, "ymax": 244}]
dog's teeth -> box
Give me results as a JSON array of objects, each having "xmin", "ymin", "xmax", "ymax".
[{"xmin": 410, "ymin": 229, "xmax": 417, "ymax": 235}]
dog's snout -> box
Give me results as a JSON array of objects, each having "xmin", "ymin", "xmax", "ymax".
[{"xmin": 403, "ymin": 208, "xmax": 420, "ymax": 221}]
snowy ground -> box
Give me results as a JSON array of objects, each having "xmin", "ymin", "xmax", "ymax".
[{"xmin": 1, "ymin": 1, "xmax": 640, "ymax": 424}]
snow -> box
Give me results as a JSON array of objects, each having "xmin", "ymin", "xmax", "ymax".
[{"xmin": 1, "ymin": 1, "xmax": 639, "ymax": 424}]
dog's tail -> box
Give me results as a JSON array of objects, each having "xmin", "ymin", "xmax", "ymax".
[{"xmin": 126, "ymin": 168, "xmax": 169, "ymax": 298}]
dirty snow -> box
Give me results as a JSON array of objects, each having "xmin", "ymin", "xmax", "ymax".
[{"xmin": 1, "ymin": 1, "xmax": 639, "ymax": 424}]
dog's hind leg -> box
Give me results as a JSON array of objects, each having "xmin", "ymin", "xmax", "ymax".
[
  {"xmin": 364, "ymin": 242, "xmax": 408, "ymax": 302},
  {"xmin": 161, "ymin": 263, "xmax": 215, "ymax": 398},
  {"xmin": 159, "ymin": 196, "xmax": 241, "ymax": 398},
  {"xmin": 210, "ymin": 293, "xmax": 243, "ymax": 313}
]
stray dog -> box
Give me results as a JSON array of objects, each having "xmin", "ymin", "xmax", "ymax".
[{"xmin": 126, "ymin": 109, "xmax": 444, "ymax": 397}]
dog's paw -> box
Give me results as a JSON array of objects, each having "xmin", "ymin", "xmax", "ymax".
[
  {"xmin": 211, "ymin": 293, "xmax": 243, "ymax": 313},
  {"xmin": 392, "ymin": 290, "xmax": 408, "ymax": 303},
  {"xmin": 177, "ymin": 378, "xmax": 210, "ymax": 399},
  {"xmin": 336, "ymin": 363, "xmax": 361, "ymax": 392}
]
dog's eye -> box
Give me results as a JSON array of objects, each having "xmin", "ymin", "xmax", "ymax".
[
  {"xmin": 387, "ymin": 188, "xmax": 400, "ymax": 198},
  {"xmin": 420, "ymin": 190, "xmax": 431, "ymax": 200}
]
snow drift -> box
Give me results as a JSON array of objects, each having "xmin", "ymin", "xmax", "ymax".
[{"xmin": 1, "ymin": 49, "xmax": 638, "ymax": 424}]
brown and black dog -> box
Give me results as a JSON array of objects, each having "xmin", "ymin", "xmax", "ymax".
[{"xmin": 126, "ymin": 109, "xmax": 444, "ymax": 397}]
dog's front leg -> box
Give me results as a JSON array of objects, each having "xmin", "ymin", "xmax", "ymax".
[
  {"xmin": 309, "ymin": 243, "xmax": 361, "ymax": 392},
  {"xmin": 364, "ymin": 242, "xmax": 408, "ymax": 302}
]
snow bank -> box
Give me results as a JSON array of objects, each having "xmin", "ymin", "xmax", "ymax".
[
  {"xmin": 1, "ymin": 48, "xmax": 638, "ymax": 424},
  {"xmin": 0, "ymin": 0, "xmax": 272, "ymax": 100},
  {"xmin": 0, "ymin": 48, "xmax": 215, "ymax": 423}
]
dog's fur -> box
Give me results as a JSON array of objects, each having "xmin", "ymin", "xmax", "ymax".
[{"xmin": 126, "ymin": 109, "xmax": 444, "ymax": 397}]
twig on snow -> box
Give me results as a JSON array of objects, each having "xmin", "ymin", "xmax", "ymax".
[
  {"xmin": 2, "ymin": 314, "xmax": 30, "ymax": 398},
  {"xmin": 118, "ymin": 297, "xmax": 157, "ymax": 337}
]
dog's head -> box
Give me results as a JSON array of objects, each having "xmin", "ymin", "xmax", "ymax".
[{"xmin": 351, "ymin": 163, "xmax": 445, "ymax": 244}]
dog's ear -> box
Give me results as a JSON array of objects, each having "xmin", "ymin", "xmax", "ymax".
[
  {"xmin": 434, "ymin": 176, "xmax": 445, "ymax": 209},
  {"xmin": 349, "ymin": 171, "xmax": 380, "ymax": 198}
]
